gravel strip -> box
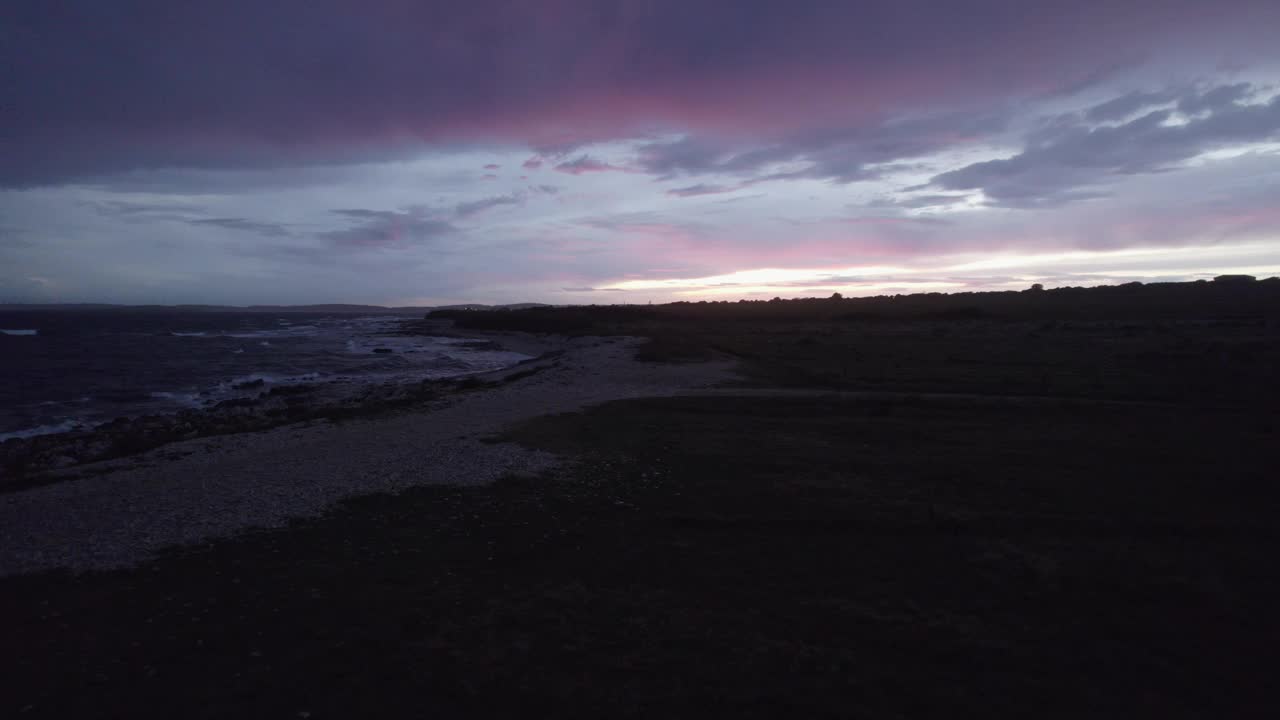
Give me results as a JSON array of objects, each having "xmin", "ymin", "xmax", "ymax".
[{"xmin": 0, "ymin": 336, "xmax": 735, "ymax": 576}]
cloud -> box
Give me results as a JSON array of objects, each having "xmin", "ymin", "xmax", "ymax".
[
  {"xmin": 454, "ymin": 193, "xmax": 522, "ymax": 218},
  {"xmin": 187, "ymin": 217, "xmax": 293, "ymax": 237},
  {"xmin": 88, "ymin": 200, "xmax": 208, "ymax": 223},
  {"xmin": 1178, "ymin": 83, "xmax": 1253, "ymax": 116},
  {"xmin": 0, "ymin": 227, "xmax": 34, "ymax": 249},
  {"xmin": 321, "ymin": 209, "xmax": 455, "ymax": 249},
  {"xmin": 7, "ymin": 1, "xmax": 1278, "ymax": 186},
  {"xmin": 453, "ymin": 184, "xmax": 563, "ymax": 218},
  {"xmin": 637, "ymin": 110, "xmax": 1008, "ymax": 183},
  {"xmin": 554, "ymin": 155, "xmax": 627, "ymax": 175},
  {"xmin": 667, "ymin": 183, "xmax": 742, "ymax": 197},
  {"xmin": 87, "ymin": 200, "xmax": 294, "ymax": 236},
  {"xmin": 4, "ymin": 3, "xmax": 1280, "ymax": 306},
  {"xmin": 931, "ymin": 83, "xmax": 1280, "ymax": 207},
  {"xmin": 837, "ymin": 215, "xmax": 952, "ymax": 227},
  {"xmin": 1084, "ymin": 89, "xmax": 1181, "ymax": 122},
  {"xmin": 887, "ymin": 194, "xmax": 973, "ymax": 209}
]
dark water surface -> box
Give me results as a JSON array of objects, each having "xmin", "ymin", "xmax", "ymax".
[{"xmin": 0, "ymin": 310, "xmax": 528, "ymax": 439}]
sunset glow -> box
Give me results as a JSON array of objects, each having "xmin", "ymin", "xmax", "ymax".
[{"xmin": 2, "ymin": 1, "xmax": 1278, "ymax": 305}]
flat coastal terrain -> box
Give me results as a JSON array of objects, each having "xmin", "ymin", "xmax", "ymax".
[
  {"xmin": 0, "ymin": 333, "xmax": 733, "ymax": 575},
  {"xmin": 3, "ymin": 285, "xmax": 1279, "ymax": 718}
]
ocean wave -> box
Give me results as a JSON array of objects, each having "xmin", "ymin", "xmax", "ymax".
[
  {"xmin": 1, "ymin": 328, "xmax": 39, "ymax": 336},
  {"xmin": 2, "ymin": 316, "xmax": 534, "ymax": 447},
  {"xmin": 210, "ymin": 372, "xmax": 324, "ymax": 394},
  {"xmin": 149, "ymin": 391, "xmax": 203, "ymax": 406},
  {"xmin": 0, "ymin": 419, "xmax": 92, "ymax": 442},
  {"xmin": 226, "ymin": 326, "xmax": 319, "ymax": 338}
]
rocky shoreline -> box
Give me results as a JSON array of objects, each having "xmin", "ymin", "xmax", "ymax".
[
  {"xmin": 0, "ymin": 333, "xmax": 734, "ymax": 576},
  {"xmin": 0, "ymin": 322, "xmax": 565, "ymax": 486}
]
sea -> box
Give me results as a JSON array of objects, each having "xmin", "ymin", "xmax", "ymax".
[{"xmin": 0, "ymin": 310, "xmax": 530, "ymax": 441}]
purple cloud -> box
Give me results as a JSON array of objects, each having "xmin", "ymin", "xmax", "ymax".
[
  {"xmin": 5, "ymin": 1, "xmax": 1278, "ymax": 187},
  {"xmin": 188, "ymin": 217, "xmax": 293, "ymax": 237},
  {"xmin": 638, "ymin": 110, "xmax": 1007, "ymax": 183},
  {"xmin": 454, "ymin": 193, "xmax": 523, "ymax": 218},
  {"xmin": 554, "ymin": 155, "xmax": 626, "ymax": 175},
  {"xmin": 932, "ymin": 83, "xmax": 1280, "ymax": 207},
  {"xmin": 666, "ymin": 184, "xmax": 743, "ymax": 198},
  {"xmin": 323, "ymin": 210, "xmax": 455, "ymax": 249}
]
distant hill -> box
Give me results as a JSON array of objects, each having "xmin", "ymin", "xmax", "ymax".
[
  {"xmin": 428, "ymin": 277, "xmax": 1280, "ymax": 334},
  {"xmin": 0, "ymin": 302, "xmax": 552, "ymax": 314},
  {"xmin": 429, "ymin": 303, "xmax": 552, "ymax": 311}
]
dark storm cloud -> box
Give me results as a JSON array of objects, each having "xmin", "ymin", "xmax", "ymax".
[
  {"xmin": 931, "ymin": 84, "xmax": 1280, "ymax": 207},
  {"xmin": 5, "ymin": 0, "xmax": 1278, "ymax": 187}
]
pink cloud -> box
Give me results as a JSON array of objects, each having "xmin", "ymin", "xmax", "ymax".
[{"xmin": 12, "ymin": 1, "xmax": 1280, "ymax": 187}]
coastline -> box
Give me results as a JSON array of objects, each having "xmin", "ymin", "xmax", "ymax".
[
  {"xmin": 0, "ymin": 320, "xmax": 565, "ymax": 483},
  {"xmin": 3, "ymin": 302, "xmax": 1276, "ymax": 716},
  {"xmin": 0, "ymin": 330, "xmax": 735, "ymax": 577}
]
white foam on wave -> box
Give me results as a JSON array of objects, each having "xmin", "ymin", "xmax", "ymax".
[
  {"xmin": 171, "ymin": 331, "xmax": 208, "ymax": 337},
  {"xmin": 1, "ymin": 329, "xmax": 38, "ymax": 336},
  {"xmin": 225, "ymin": 372, "xmax": 282, "ymax": 386},
  {"xmin": 226, "ymin": 325, "xmax": 319, "ymax": 339},
  {"xmin": 0, "ymin": 419, "xmax": 91, "ymax": 442},
  {"xmin": 211, "ymin": 371, "xmax": 324, "ymax": 394}
]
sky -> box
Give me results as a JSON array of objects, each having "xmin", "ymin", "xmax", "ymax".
[{"xmin": 3, "ymin": 1, "xmax": 1280, "ymax": 306}]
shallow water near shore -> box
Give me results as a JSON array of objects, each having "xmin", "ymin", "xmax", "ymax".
[{"xmin": 0, "ymin": 310, "xmax": 530, "ymax": 440}]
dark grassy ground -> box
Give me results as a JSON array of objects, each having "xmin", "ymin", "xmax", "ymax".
[
  {"xmin": 435, "ymin": 279, "xmax": 1280, "ymax": 405},
  {"xmin": 4, "ymin": 284, "xmax": 1280, "ymax": 717},
  {"xmin": 638, "ymin": 317, "xmax": 1280, "ymax": 405},
  {"xmin": 3, "ymin": 393, "xmax": 1277, "ymax": 717}
]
